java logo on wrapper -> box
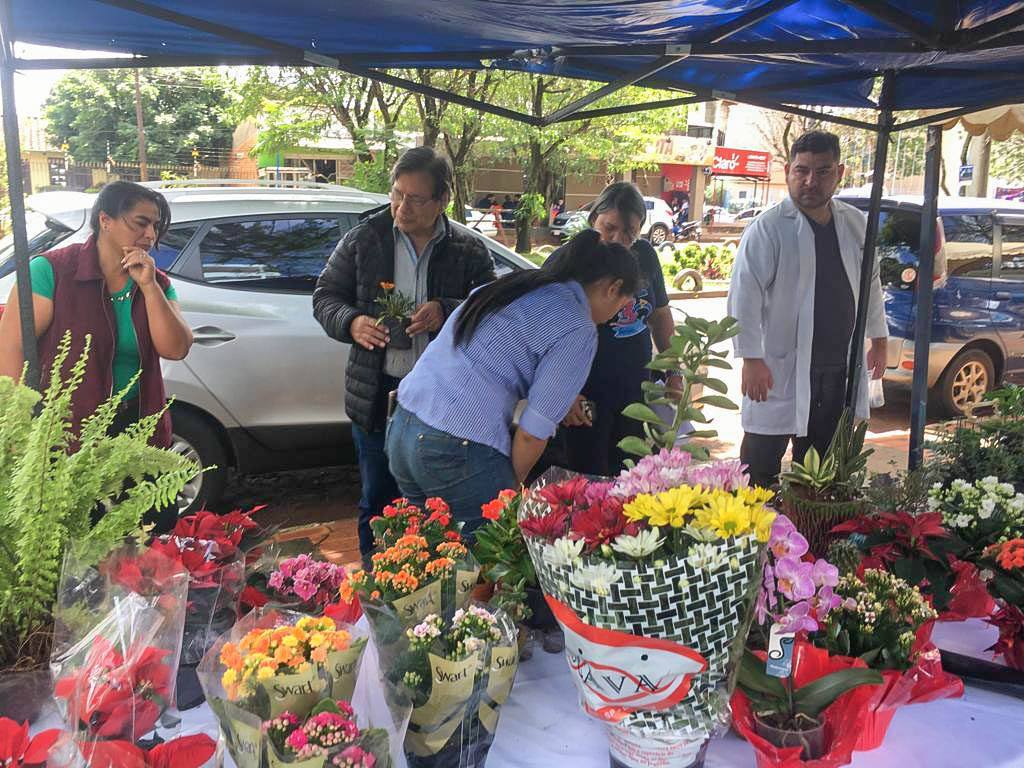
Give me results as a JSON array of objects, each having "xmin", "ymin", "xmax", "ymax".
[{"xmin": 547, "ymin": 596, "xmax": 707, "ymax": 722}]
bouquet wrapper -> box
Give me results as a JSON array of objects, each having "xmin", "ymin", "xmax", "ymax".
[
  {"xmin": 940, "ymin": 560, "xmax": 996, "ymax": 621},
  {"xmin": 362, "ymin": 600, "xmax": 518, "ymax": 768},
  {"xmin": 50, "ymin": 541, "xmax": 189, "ymax": 743},
  {"xmin": 730, "ymin": 643, "xmax": 880, "ymax": 768},
  {"xmin": 47, "ymin": 721, "xmax": 225, "ymax": 768},
  {"xmin": 854, "ymin": 644, "xmax": 963, "ymax": 751},
  {"xmin": 521, "ymin": 468, "xmax": 764, "ymax": 767},
  {"xmin": 197, "ymin": 609, "xmax": 393, "ymax": 768}
]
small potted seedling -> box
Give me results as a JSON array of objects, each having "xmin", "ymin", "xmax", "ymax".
[{"xmin": 375, "ymin": 281, "xmax": 416, "ymax": 350}]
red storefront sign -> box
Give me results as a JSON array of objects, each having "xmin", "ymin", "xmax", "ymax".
[
  {"xmin": 712, "ymin": 147, "xmax": 772, "ymax": 178},
  {"xmin": 659, "ymin": 163, "xmax": 693, "ymax": 191}
]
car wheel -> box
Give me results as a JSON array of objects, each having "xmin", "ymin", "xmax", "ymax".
[
  {"xmin": 648, "ymin": 223, "xmax": 670, "ymax": 246},
  {"xmin": 937, "ymin": 348, "xmax": 995, "ymax": 417},
  {"xmin": 169, "ymin": 408, "xmax": 229, "ymax": 515}
]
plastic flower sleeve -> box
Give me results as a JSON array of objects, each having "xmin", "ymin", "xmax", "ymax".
[
  {"xmin": 50, "ymin": 541, "xmax": 189, "ymax": 742},
  {"xmin": 521, "ymin": 466, "xmax": 766, "ymax": 762}
]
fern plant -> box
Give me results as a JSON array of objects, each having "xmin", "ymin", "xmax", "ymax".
[
  {"xmin": 0, "ymin": 333, "xmax": 199, "ymax": 669},
  {"xmin": 617, "ymin": 314, "xmax": 739, "ymax": 463}
]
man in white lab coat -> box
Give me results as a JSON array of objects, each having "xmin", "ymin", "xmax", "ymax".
[{"xmin": 727, "ymin": 130, "xmax": 887, "ymax": 488}]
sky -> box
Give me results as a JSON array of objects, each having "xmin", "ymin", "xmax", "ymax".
[{"xmin": 10, "ymin": 44, "xmax": 130, "ymax": 116}]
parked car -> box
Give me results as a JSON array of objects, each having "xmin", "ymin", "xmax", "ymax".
[
  {"xmin": 0, "ymin": 180, "xmax": 536, "ymax": 512},
  {"xmin": 733, "ymin": 206, "xmax": 765, "ymax": 223},
  {"xmin": 838, "ymin": 193, "xmax": 1024, "ymax": 416},
  {"xmin": 551, "ymin": 196, "xmax": 676, "ymax": 244},
  {"xmin": 703, "ymin": 205, "xmax": 736, "ymax": 224},
  {"xmin": 463, "ymin": 205, "xmax": 498, "ymax": 236}
]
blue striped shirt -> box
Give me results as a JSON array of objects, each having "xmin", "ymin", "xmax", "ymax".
[{"xmin": 397, "ymin": 280, "xmax": 597, "ymax": 457}]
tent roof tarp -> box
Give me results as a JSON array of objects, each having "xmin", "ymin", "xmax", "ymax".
[{"xmin": 9, "ymin": 1, "xmax": 1024, "ymax": 114}]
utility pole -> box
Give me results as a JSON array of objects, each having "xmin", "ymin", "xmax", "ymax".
[{"xmin": 134, "ymin": 69, "xmax": 148, "ymax": 182}]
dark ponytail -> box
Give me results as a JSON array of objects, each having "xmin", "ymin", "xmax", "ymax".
[
  {"xmin": 90, "ymin": 181, "xmax": 172, "ymax": 244},
  {"xmin": 453, "ymin": 229, "xmax": 640, "ymax": 346}
]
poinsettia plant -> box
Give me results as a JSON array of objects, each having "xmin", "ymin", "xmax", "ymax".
[
  {"xmin": 54, "ymin": 639, "xmax": 174, "ymax": 742},
  {"xmin": 0, "ymin": 718, "xmax": 60, "ymax": 767},
  {"xmin": 63, "ymin": 733, "xmax": 218, "ymax": 768}
]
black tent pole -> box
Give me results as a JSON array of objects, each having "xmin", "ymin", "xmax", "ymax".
[
  {"xmin": 846, "ymin": 71, "xmax": 895, "ymax": 410},
  {"xmin": 908, "ymin": 125, "xmax": 942, "ymax": 469},
  {"xmin": 0, "ymin": 0, "xmax": 38, "ymax": 389}
]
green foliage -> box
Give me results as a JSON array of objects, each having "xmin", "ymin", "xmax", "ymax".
[
  {"xmin": 929, "ymin": 417, "xmax": 1024, "ymax": 486},
  {"xmin": 826, "ymin": 539, "xmax": 863, "ymax": 578},
  {"xmin": 617, "ymin": 315, "xmax": 739, "ymax": 463},
  {"xmin": 864, "ymin": 466, "xmax": 941, "ymax": 515},
  {"xmin": 737, "ymin": 648, "xmax": 882, "ymax": 726},
  {"xmin": 783, "ymin": 410, "xmax": 872, "ymax": 502},
  {"xmin": 349, "ymin": 154, "xmax": 392, "ymax": 194},
  {"xmin": 0, "ymin": 334, "xmax": 199, "ymax": 667},
  {"xmin": 45, "ymin": 69, "xmax": 235, "ymax": 165},
  {"xmin": 472, "ymin": 491, "xmax": 534, "ymax": 623},
  {"xmin": 514, "ymin": 193, "xmax": 547, "ymax": 227}
]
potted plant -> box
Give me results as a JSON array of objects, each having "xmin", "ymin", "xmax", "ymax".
[
  {"xmin": 816, "ymin": 568, "xmax": 959, "ymax": 750},
  {"xmin": 980, "ymin": 538, "xmax": 1024, "ymax": 669},
  {"xmin": 474, "ymin": 489, "xmax": 539, "ymax": 634},
  {"xmin": 0, "ymin": 335, "xmax": 198, "ymax": 723},
  {"xmin": 781, "ymin": 409, "xmax": 873, "ymax": 555},
  {"xmin": 375, "ymin": 281, "xmax": 416, "ymax": 350}
]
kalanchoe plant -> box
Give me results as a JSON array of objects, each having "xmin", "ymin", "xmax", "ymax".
[
  {"xmin": 473, "ymin": 489, "xmax": 535, "ymax": 623},
  {"xmin": 980, "ymin": 538, "xmax": 1024, "ymax": 605},
  {"xmin": 263, "ymin": 699, "xmax": 390, "ymax": 767},
  {"xmin": 374, "ymin": 281, "xmax": 416, "ymax": 323},
  {"xmin": 268, "ymin": 554, "xmax": 348, "ymax": 610},
  {"xmin": 817, "ymin": 569, "xmax": 937, "ymax": 671},
  {"xmin": 617, "ymin": 315, "xmax": 740, "ymax": 463},
  {"xmin": 928, "ymin": 476, "xmax": 1024, "ymax": 556}
]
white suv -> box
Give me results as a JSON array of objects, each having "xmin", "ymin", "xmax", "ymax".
[
  {"xmin": 552, "ymin": 196, "xmax": 676, "ymax": 245},
  {"xmin": 0, "ymin": 181, "xmax": 535, "ymax": 512}
]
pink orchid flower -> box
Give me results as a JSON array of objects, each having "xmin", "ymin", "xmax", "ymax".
[
  {"xmin": 779, "ymin": 600, "xmax": 819, "ymax": 634},
  {"xmin": 769, "ymin": 515, "xmax": 809, "ymax": 560},
  {"xmin": 811, "ymin": 559, "xmax": 839, "ymax": 588},
  {"xmin": 774, "ymin": 556, "xmax": 816, "ymax": 601}
]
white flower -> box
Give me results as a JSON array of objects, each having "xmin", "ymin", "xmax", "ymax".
[
  {"xmin": 979, "ymin": 498, "xmax": 996, "ymax": 519},
  {"xmin": 610, "ymin": 527, "xmax": 665, "ymax": 559},
  {"xmin": 570, "ymin": 562, "xmax": 622, "ymax": 595},
  {"xmin": 686, "ymin": 542, "xmax": 728, "ymax": 571},
  {"xmin": 1011, "ymin": 496, "xmax": 1024, "ymax": 513},
  {"xmin": 952, "ymin": 478, "xmax": 969, "ymax": 492},
  {"xmin": 544, "ymin": 536, "xmax": 585, "ymax": 568},
  {"xmin": 927, "ymin": 495, "xmax": 941, "ymax": 511},
  {"xmin": 954, "ymin": 513, "xmax": 973, "ymax": 528},
  {"xmin": 931, "ymin": 482, "xmax": 945, "ymax": 491},
  {"xmin": 1000, "ymin": 483, "xmax": 1016, "ymax": 496},
  {"xmin": 980, "ymin": 569, "xmax": 995, "ymax": 582},
  {"xmin": 980, "ymin": 476, "xmax": 999, "ymax": 490}
]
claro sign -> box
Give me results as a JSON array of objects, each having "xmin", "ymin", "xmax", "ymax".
[{"xmin": 712, "ymin": 147, "xmax": 772, "ymax": 178}]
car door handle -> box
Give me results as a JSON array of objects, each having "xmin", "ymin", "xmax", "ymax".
[
  {"xmin": 191, "ymin": 326, "xmax": 237, "ymax": 346},
  {"xmin": 995, "ymin": 291, "xmax": 1013, "ymax": 300}
]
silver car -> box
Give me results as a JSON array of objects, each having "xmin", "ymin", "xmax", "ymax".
[{"xmin": 0, "ymin": 181, "xmax": 535, "ymax": 511}]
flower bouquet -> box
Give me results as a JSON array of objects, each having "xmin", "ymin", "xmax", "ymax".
[
  {"xmin": 0, "ymin": 718, "xmax": 60, "ymax": 767},
  {"xmin": 197, "ymin": 610, "xmax": 373, "ymax": 768},
  {"xmin": 815, "ymin": 569, "xmax": 960, "ymax": 750},
  {"xmin": 263, "ymin": 700, "xmax": 392, "ymax": 768},
  {"xmin": 245, "ymin": 553, "xmax": 351, "ymax": 615},
  {"xmin": 376, "ymin": 281, "xmax": 416, "ymax": 350},
  {"xmin": 519, "ymin": 451, "xmax": 774, "ymax": 767},
  {"xmin": 366, "ymin": 604, "xmax": 518, "ymax": 768}
]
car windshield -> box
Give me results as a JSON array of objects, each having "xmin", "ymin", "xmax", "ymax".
[{"xmin": 0, "ymin": 210, "xmax": 75, "ymax": 278}]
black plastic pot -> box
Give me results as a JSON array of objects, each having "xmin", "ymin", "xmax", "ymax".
[
  {"xmin": 524, "ymin": 585, "xmax": 558, "ymax": 631},
  {"xmin": 384, "ymin": 316, "xmax": 413, "ymax": 350}
]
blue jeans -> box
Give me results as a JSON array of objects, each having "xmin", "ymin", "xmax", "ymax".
[
  {"xmin": 386, "ymin": 406, "xmax": 517, "ymax": 539},
  {"xmin": 352, "ymin": 423, "xmax": 399, "ymax": 555}
]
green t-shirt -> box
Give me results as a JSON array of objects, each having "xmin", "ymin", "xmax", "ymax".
[{"xmin": 29, "ymin": 256, "xmax": 178, "ymax": 399}]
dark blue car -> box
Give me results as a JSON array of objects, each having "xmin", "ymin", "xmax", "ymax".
[{"xmin": 840, "ymin": 194, "xmax": 1024, "ymax": 415}]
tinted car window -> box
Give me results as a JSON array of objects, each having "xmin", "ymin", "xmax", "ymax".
[
  {"xmin": 153, "ymin": 225, "xmax": 198, "ymax": 271},
  {"xmin": 875, "ymin": 209, "xmax": 921, "ymax": 287},
  {"xmin": 999, "ymin": 223, "xmax": 1024, "ymax": 281},
  {"xmin": 0, "ymin": 211, "xmax": 75, "ymax": 278},
  {"xmin": 197, "ymin": 217, "xmax": 349, "ymax": 291},
  {"xmin": 942, "ymin": 214, "xmax": 993, "ymax": 278}
]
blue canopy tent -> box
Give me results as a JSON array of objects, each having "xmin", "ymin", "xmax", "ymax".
[{"xmin": 3, "ymin": 0, "xmax": 1024, "ymax": 468}]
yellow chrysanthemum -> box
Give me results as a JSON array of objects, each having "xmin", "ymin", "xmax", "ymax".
[
  {"xmin": 752, "ymin": 506, "xmax": 777, "ymax": 543},
  {"xmin": 623, "ymin": 493, "xmax": 661, "ymax": 524},
  {"xmin": 703, "ymin": 492, "xmax": 754, "ymax": 539},
  {"xmin": 738, "ymin": 486, "xmax": 775, "ymax": 506},
  {"xmin": 281, "ymin": 634, "xmax": 299, "ymax": 648}
]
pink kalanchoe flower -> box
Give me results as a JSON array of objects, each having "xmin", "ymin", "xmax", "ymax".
[
  {"xmin": 286, "ymin": 729, "xmax": 309, "ymax": 750},
  {"xmin": 774, "ymin": 556, "xmax": 816, "ymax": 601},
  {"xmin": 779, "ymin": 600, "xmax": 819, "ymax": 633},
  {"xmin": 811, "ymin": 559, "xmax": 840, "ymax": 589}
]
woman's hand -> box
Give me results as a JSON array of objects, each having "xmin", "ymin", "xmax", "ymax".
[{"xmin": 122, "ymin": 247, "xmax": 156, "ymax": 287}]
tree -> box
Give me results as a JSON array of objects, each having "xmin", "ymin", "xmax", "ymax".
[
  {"xmin": 45, "ymin": 69, "xmax": 235, "ymax": 167},
  {"xmin": 992, "ymin": 132, "xmax": 1024, "ymax": 184}
]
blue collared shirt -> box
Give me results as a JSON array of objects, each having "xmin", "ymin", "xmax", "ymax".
[{"xmin": 397, "ymin": 280, "xmax": 597, "ymax": 457}]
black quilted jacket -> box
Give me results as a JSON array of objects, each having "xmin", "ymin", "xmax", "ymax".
[{"xmin": 313, "ymin": 206, "xmax": 495, "ymax": 432}]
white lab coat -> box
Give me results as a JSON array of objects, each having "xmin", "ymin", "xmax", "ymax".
[{"xmin": 726, "ymin": 197, "xmax": 887, "ymax": 437}]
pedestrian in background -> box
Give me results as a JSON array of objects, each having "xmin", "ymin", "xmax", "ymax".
[{"xmin": 313, "ymin": 147, "xmax": 495, "ymax": 555}]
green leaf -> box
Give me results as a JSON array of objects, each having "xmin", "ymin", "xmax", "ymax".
[
  {"xmin": 792, "ymin": 669, "xmax": 883, "ymax": 717},
  {"xmin": 686, "ymin": 429, "xmax": 719, "ymax": 438},
  {"xmin": 648, "ymin": 358, "xmax": 681, "ymax": 372},
  {"xmin": 618, "ymin": 436, "xmax": 652, "ymax": 457},
  {"xmin": 737, "ymin": 650, "xmax": 787, "ymax": 700},
  {"xmin": 694, "ymin": 375, "xmax": 729, "ymax": 394},
  {"xmin": 622, "ymin": 403, "xmax": 663, "ymax": 424},
  {"xmin": 696, "ymin": 395, "xmax": 739, "ymax": 410}
]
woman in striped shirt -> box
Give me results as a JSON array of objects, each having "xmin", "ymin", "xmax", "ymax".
[{"xmin": 386, "ymin": 229, "xmax": 640, "ymax": 534}]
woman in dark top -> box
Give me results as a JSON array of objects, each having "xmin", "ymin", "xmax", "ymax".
[{"xmin": 557, "ymin": 182, "xmax": 679, "ymax": 476}]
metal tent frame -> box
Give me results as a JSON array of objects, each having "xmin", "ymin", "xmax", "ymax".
[{"xmin": 1, "ymin": 0, "xmax": 1007, "ymax": 469}]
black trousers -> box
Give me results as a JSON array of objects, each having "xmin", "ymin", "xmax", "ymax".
[
  {"xmin": 740, "ymin": 365, "xmax": 847, "ymax": 489},
  {"xmin": 563, "ymin": 394, "xmax": 644, "ymax": 478}
]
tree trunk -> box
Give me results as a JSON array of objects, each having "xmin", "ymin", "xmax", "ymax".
[{"xmin": 452, "ymin": 172, "xmax": 470, "ymax": 224}]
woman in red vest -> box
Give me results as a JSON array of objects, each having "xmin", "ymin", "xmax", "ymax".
[{"xmin": 0, "ymin": 181, "xmax": 193, "ymax": 455}]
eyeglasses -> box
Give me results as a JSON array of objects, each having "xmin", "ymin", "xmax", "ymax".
[{"xmin": 390, "ymin": 188, "xmax": 436, "ymax": 208}]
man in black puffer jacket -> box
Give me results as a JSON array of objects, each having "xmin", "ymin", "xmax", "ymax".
[{"xmin": 314, "ymin": 147, "xmax": 495, "ymax": 554}]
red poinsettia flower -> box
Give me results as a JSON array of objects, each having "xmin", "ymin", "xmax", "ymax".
[
  {"xmin": 536, "ymin": 477, "xmax": 590, "ymax": 511},
  {"xmin": 0, "ymin": 718, "xmax": 60, "ymax": 767},
  {"xmin": 569, "ymin": 498, "xmax": 639, "ymax": 552},
  {"xmin": 323, "ymin": 594, "xmax": 364, "ymax": 625},
  {"xmin": 54, "ymin": 640, "xmax": 172, "ymax": 742},
  {"xmin": 519, "ymin": 508, "xmax": 569, "ymax": 543},
  {"xmin": 240, "ymin": 584, "xmax": 270, "ymax": 609},
  {"xmin": 104, "ymin": 547, "xmax": 186, "ymax": 595},
  {"xmin": 78, "ymin": 733, "xmax": 217, "ymax": 768}
]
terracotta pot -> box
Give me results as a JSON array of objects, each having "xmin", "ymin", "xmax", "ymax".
[
  {"xmin": 781, "ymin": 491, "xmax": 868, "ymax": 557},
  {"xmin": 383, "ymin": 316, "xmax": 413, "ymax": 350},
  {"xmin": 753, "ymin": 713, "xmax": 827, "ymax": 760},
  {"xmin": 0, "ymin": 668, "xmax": 54, "ymax": 724},
  {"xmin": 471, "ymin": 580, "xmax": 495, "ymax": 603}
]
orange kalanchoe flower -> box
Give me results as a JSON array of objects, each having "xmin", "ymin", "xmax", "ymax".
[
  {"xmin": 997, "ymin": 539, "xmax": 1024, "ymax": 570},
  {"xmin": 481, "ymin": 499, "xmax": 504, "ymax": 521},
  {"xmin": 380, "ymin": 281, "xmax": 396, "ymax": 291}
]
